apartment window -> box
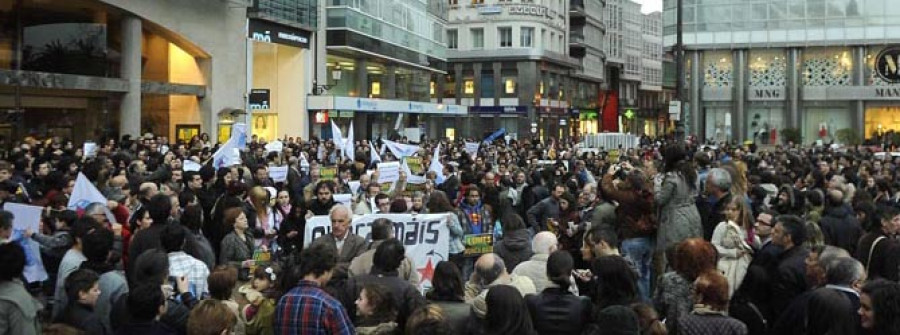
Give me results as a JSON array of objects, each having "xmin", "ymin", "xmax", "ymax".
[
  {"xmin": 550, "ymin": 32, "xmax": 555, "ymax": 51},
  {"xmin": 449, "ymin": 0, "xmax": 458, "ymax": 4},
  {"xmin": 520, "ymin": 27, "xmax": 534, "ymax": 47},
  {"xmin": 448, "ymin": 29, "xmax": 458, "ymax": 49},
  {"xmin": 471, "ymin": 28, "xmax": 484, "ymax": 49},
  {"xmin": 499, "ymin": 27, "xmax": 512, "ymax": 48},
  {"xmin": 471, "ymin": 0, "xmax": 483, "ymax": 4},
  {"xmin": 481, "ymin": 71, "xmax": 494, "ymax": 98}
]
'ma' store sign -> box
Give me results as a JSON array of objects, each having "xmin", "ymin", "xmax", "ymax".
[{"xmin": 875, "ymin": 46, "xmax": 900, "ymax": 83}]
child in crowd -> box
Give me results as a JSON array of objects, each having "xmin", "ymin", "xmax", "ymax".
[{"xmin": 239, "ymin": 266, "xmax": 280, "ymax": 335}]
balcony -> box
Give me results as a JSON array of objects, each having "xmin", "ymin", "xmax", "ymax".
[{"xmin": 569, "ymin": 32, "xmax": 586, "ymax": 58}]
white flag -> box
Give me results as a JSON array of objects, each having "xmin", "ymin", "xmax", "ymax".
[
  {"xmin": 212, "ymin": 123, "xmax": 247, "ymax": 168},
  {"xmin": 464, "ymin": 141, "xmax": 480, "ymax": 160},
  {"xmin": 331, "ymin": 120, "xmax": 344, "ymax": 148},
  {"xmin": 383, "ymin": 139, "xmax": 421, "ymax": 158},
  {"xmin": 67, "ymin": 173, "xmax": 108, "ymax": 210},
  {"xmin": 369, "ymin": 141, "xmax": 382, "ymax": 165},
  {"xmin": 429, "ymin": 144, "xmax": 446, "ymax": 185},
  {"xmin": 343, "ymin": 124, "xmax": 355, "ymax": 162}
]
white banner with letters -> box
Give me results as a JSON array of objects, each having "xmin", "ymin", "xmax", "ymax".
[{"xmin": 303, "ymin": 213, "xmax": 450, "ymax": 289}]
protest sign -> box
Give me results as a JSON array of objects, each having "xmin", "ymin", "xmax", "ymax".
[
  {"xmin": 83, "ymin": 142, "xmax": 97, "ymax": 158},
  {"xmin": 334, "ymin": 193, "xmax": 353, "ymax": 207},
  {"xmin": 377, "ymin": 162, "xmax": 400, "ymax": 184},
  {"xmin": 320, "ymin": 167, "xmax": 337, "ymax": 181},
  {"xmin": 303, "ymin": 213, "xmax": 450, "ymax": 290},
  {"xmin": 463, "ymin": 234, "xmax": 493, "ymax": 256},
  {"xmin": 464, "ymin": 142, "xmax": 480, "ymax": 159},
  {"xmin": 348, "ymin": 181, "xmax": 361, "ymax": 195},
  {"xmin": 406, "ymin": 157, "xmax": 424, "ymax": 175},
  {"xmin": 264, "ymin": 140, "xmax": 283, "ymax": 153},
  {"xmin": 183, "ymin": 160, "xmax": 202, "ymax": 172},
  {"xmin": 269, "ymin": 166, "xmax": 288, "ymax": 183},
  {"xmin": 4, "ymin": 203, "xmax": 48, "ymax": 283}
]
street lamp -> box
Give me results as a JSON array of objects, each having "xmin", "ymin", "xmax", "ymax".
[{"xmin": 312, "ymin": 67, "xmax": 343, "ymax": 95}]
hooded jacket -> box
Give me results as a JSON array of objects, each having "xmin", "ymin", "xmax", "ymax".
[
  {"xmin": 493, "ymin": 229, "xmax": 534, "ymax": 273},
  {"xmin": 819, "ymin": 203, "xmax": 862, "ymax": 255},
  {"xmin": 0, "ymin": 279, "xmax": 41, "ymax": 335}
]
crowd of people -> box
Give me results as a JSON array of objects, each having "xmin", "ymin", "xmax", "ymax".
[{"xmin": 0, "ymin": 130, "xmax": 899, "ymax": 335}]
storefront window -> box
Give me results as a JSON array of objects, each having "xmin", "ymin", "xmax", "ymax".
[
  {"xmin": 464, "ymin": 79, "xmax": 475, "ymax": 96},
  {"xmin": 504, "ymin": 77, "xmax": 516, "ymax": 95},
  {"xmin": 395, "ymin": 66, "xmax": 430, "ymax": 101},
  {"xmin": 746, "ymin": 107, "xmax": 784, "ymax": 144},
  {"xmin": 703, "ymin": 50, "xmax": 733, "ymax": 87},
  {"xmin": 801, "ymin": 47, "xmax": 852, "ymax": 86},
  {"xmin": 251, "ymin": 38, "xmax": 307, "ymax": 141},
  {"xmin": 704, "ymin": 107, "xmax": 731, "ymax": 143},
  {"xmin": 481, "ymin": 70, "xmax": 494, "ymax": 98},
  {"xmin": 445, "ymin": 72, "xmax": 457, "ymax": 98},
  {"xmin": 326, "ymin": 55, "xmax": 358, "ymax": 96},
  {"xmin": 802, "ymin": 106, "xmax": 851, "ymax": 145}
]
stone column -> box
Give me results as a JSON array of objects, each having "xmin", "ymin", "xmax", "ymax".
[
  {"xmin": 690, "ymin": 51, "xmax": 702, "ymax": 139},
  {"xmin": 355, "ymin": 58, "xmax": 368, "ymax": 97},
  {"xmin": 384, "ymin": 64, "xmax": 397, "ymax": 99},
  {"xmin": 120, "ymin": 15, "xmax": 142, "ymax": 138},
  {"xmin": 787, "ymin": 48, "xmax": 801, "ymax": 129},
  {"xmin": 733, "ymin": 49, "xmax": 746, "ymax": 142},
  {"xmin": 852, "ymin": 46, "xmax": 866, "ymax": 138}
]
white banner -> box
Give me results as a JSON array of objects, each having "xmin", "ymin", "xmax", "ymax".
[
  {"xmin": 83, "ymin": 142, "xmax": 98, "ymax": 158},
  {"xmin": 265, "ymin": 140, "xmax": 284, "ymax": 153},
  {"xmin": 377, "ymin": 161, "xmax": 400, "ymax": 184},
  {"xmin": 383, "ymin": 139, "xmax": 421, "ymax": 158},
  {"xmin": 4, "ymin": 203, "xmax": 48, "ymax": 283},
  {"xmin": 269, "ymin": 166, "xmax": 288, "ymax": 183},
  {"xmin": 303, "ymin": 213, "xmax": 450, "ymax": 290},
  {"xmin": 183, "ymin": 160, "xmax": 202, "ymax": 172}
]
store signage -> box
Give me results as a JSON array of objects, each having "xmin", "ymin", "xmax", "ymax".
[
  {"xmin": 747, "ymin": 87, "xmax": 784, "ymax": 101},
  {"xmin": 470, "ymin": 106, "xmax": 527, "ymax": 114},
  {"xmin": 249, "ymin": 89, "xmax": 270, "ymax": 110},
  {"xmin": 249, "ymin": 19, "xmax": 311, "ymax": 49},
  {"xmin": 508, "ymin": 5, "xmax": 553, "ymax": 19},
  {"xmin": 875, "ymin": 46, "xmax": 900, "ymax": 83},
  {"xmin": 308, "ymin": 96, "xmax": 468, "ymax": 115},
  {"xmin": 803, "ymin": 86, "xmax": 900, "ymax": 101},
  {"xmin": 477, "ymin": 5, "xmax": 502, "ymax": 15}
]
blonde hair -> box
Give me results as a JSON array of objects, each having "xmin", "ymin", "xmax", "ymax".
[{"xmin": 248, "ymin": 186, "xmax": 269, "ymax": 211}]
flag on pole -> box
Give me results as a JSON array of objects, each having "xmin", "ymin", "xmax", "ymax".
[
  {"xmin": 483, "ymin": 128, "xmax": 506, "ymax": 144},
  {"xmin": 331, "ymin": 120, "xmax": 344, "ymax": 148},
  {"xmin": 67, "ymin": 173, "xmax": 116, "ymax": 223},
  {"xmin": 429, "ymin": 144, "xmax": 446, "ymax": 185},
  {"xmin": 383, "ymin": 139, "xmax": 421, "ymax": 158},
  {"xmin": 369, "ymin": 141, "xmax": 382, "ymax": 165},
  {"xmin": 343, "ymin": 123, "xmax": 355, "ymax": 162},
  {"xmin": 464, "ymin": 142, "xmax": 480, "ymax": 160}
]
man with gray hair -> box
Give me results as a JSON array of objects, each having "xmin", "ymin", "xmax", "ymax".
[
  {"xmin": 309, "ymin": 204, "xmax": 366, "ymax": 279},
  {"xmin": 819, "ymin": 188, "xmax": 861, "ymax": 255},
  {"xmin": 803, "ymin": 257, "xmax": 865, "ymax": 334},
  {"xmin": 465, "ymin": 253, "xmax": 536, "ymax": 318},
  {"xmin": 511, "ymin": 232, "xmax": 576, "ymax": 293},
  {"xmin": 700, "ymin": 167, "xmax": 733, "ymax": 240}
]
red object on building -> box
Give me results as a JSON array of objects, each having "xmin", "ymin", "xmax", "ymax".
[
  {"xmin": 314, "ymin": 111, "xmax": 329, "ymax": 124},
  {"xmin": 600, "ymin": 90, "xmax": 619, "ymax": 132}
]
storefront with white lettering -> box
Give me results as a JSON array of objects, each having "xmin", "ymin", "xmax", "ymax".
[{"xmin": 247, "ymin": 19, "xmax": 313, "ymax": 142}]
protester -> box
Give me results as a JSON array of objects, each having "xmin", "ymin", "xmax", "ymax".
[
  {"xmin": 56, "ymin": 269, "xmax": 105, "ymax": 334},
  {"xmin": 424, "ymin": 261, "xmax": 469, "ymax": 334},
  {"xmin": 678, "ymin": 270, "xmax": 748, "ymax": 335},
  {"xmin": 525, "ymin": 250, "xmax": 591, "ymax": 335},
  {"xmin": 274, "ymin": 242, "xmax": 353, "ymax": 335},
  {"xmin": 0, "ymin": 242, "xmax": 41, "ymax": 335}
]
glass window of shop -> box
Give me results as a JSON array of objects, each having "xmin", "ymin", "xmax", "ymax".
[
  {"xmin": 865, "ymin": 106, "xmax": 900, "ymax": 139},
  {"xmin": 251, "ymin": 40, "xmax": 306, "ymax": 142},
  {"xmin": 704, "ymin": 107, "xmax": 732, "ymax": 144},
  {"xmin": 801, "ymin": 47, "xmax": 852, "ymax": 87},
  {"xmin": 746, "ymin": 107, "xmax": 784, "ymax": 145},
  {"xmin": 326, "ymin": 55, "xmax": 359, "ymax": 97},
  {"xmin": 395, "ymin": 66, "xmax": 430, "ymax": 101},
  {"xmin": 445, "ymin": 71, "xmax": 457, "ymax": 99},
  {"xmin": 367, "ymin": 63, "xmax": 386, "ymax": 98},
  {"xmin": 802, "ymin": 104, "xmax": 851, "ymax": 145}
]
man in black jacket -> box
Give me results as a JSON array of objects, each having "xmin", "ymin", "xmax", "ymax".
[
  {"xmin": 699, "ymin": 168, "xmax": 732, "ymax": 240},
  {"xmin": 819, "ymin": 189, "xmax": 862, "ymax": 255},
  {"xmin": 768, "ymin": 214, "xmax": 810, "ymax": 318}
]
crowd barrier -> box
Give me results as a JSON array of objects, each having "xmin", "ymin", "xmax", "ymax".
[{"xmin": 580, "ymin": 133, "xmax": 641, "ymax": 150}]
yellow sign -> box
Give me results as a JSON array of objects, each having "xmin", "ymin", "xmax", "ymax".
[
  {"xmin": 406, "ymin": 157, "xmax": 424, "ymax": 175},
  {"xmin": 608, "ymin": 149, "xmax": 620, "ymax": 163},
  {"xmin": 320, "ymin": 167, "xmax": 337, "ymax": 181},
  {"xmin": 464, "ymin": 234, "xmax": 494, "ymax": 257}
]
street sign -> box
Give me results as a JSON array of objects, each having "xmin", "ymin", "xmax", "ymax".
[{"xmin": 668, "ymin": 101, "xmax": 681, "ymax": 121}]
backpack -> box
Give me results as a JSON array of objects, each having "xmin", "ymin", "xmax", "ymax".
[{"xmin": 633, "ymin": 189, "xmax": 658, "ymax": 235}]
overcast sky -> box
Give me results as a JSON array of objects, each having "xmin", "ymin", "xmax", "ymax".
[{"xmin": 633, "ymin": 0, "xmax": 662, "ymax": 13}]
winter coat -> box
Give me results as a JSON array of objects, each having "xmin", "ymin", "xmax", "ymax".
[
  {"xmin": 493, "ymin": 229, "xmax": 534, "ymax": 273},
  {"xmin": 654, "ymin": 172, "xmax": 703, "ymax": 252},
  {"xmin": 526, "ymin": 197, "xmax": 560, "ymax": 232},
  {"xmin": 819, "ymin": 204, "xmax": 862, "ymax": 256},
  {"xmin": 712, "ymin": 220, "xmax": 754, "ymax": 298},
  {"xmin": 601, "ymin": 174, "xmax": 655, "ymax": 239},
  {"xmin": 0, "ymin": 279, "xmax": 41, "ymax": 335}
]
